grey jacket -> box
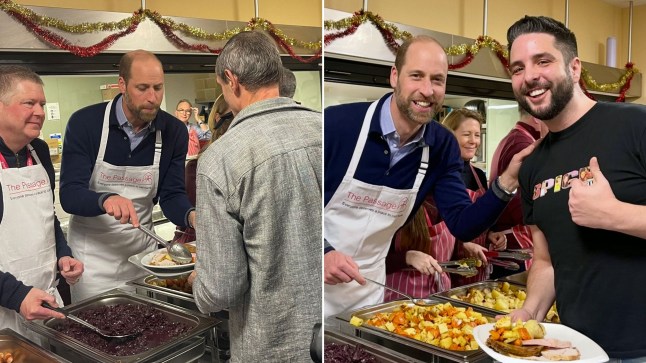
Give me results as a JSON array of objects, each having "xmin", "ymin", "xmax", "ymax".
[{"xmin": 193, "ymin": 97, "xmax": 322, "ymax": 362}]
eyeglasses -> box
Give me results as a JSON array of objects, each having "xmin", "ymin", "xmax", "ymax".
[{"xmin": 176, "ymin": 109, "xmax": 192, "ymax": 114}]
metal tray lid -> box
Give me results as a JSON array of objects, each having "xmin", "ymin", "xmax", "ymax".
[
  {"xmin": 24, "ymin": 288, "xmax": 219, "ymax": 363},
  {"xmin": 0, "ymin": 328, "xmax": 71, "ymax": 363}
]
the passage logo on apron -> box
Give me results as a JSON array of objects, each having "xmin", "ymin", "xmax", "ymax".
[
  {"xmin": 3, "ymin": 177, "xmax": 50, "ymax": 201},
  {"xmin": 97, "ymin": 171, "xmax": 154, "ymax": 190},
  {"xmin": 342, "ymin": 191, "xmax": 410, "ymax": 218}
]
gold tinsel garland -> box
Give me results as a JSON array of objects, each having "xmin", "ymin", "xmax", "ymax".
[
  {"xmin": 0, "ymin": 0, "xmax": 321, "ymax": 51},
  {"xmin": 446, "ymin": 36, "xmax": 509, "ymax": 60},
  {"xmin": 581, "ymin": 65, "xmax": 637, "ymax": 92},
  {"xmin": 0, "ymin": 1, "xmax": 143, "ymax": 32},
  {"xmin": 324, "ymin": 11, "xmax": 413, "ymax": 41}
]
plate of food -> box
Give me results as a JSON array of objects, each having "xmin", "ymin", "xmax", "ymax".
[
  {"xmin": 473, "ymin": 317, "xmax": 608, "ymax": 363},
  {"xmin": 140, "ymin": 243, "xmax": 196, "ymax": 271}
]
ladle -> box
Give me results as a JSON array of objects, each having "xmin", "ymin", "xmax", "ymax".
[
  {"xmin": 364, "ymin": 278, "xmax": 435, "ymax": 307},
  {"xmin": 42, "ymin": 302, "xmax": 139, "ymax": 340},
  {"xmin": 138, "ymin": 225, "xmax": 193, "ymax": 265}
]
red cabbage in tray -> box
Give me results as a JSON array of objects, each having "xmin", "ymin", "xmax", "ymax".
[
  {"xmin": 324, "ymin": 342, "xmax": 378, "ymax": 363},
  {"xmin": 53, "ymin": 304, "xmax": 191, "ymax": 356}
]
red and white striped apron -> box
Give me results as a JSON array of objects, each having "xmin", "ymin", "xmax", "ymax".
[
  {"xmin": 451, "ymin": 164, "xmax": 490, "ymax": 287},
  {"xmin": 385, "ymin": 204, "xmax": 455, "ymax": 301}
]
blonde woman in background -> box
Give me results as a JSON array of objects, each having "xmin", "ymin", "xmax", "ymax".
[{"xmin": 441, "ymin": 108, "xmax": 507, "ymax": 286}]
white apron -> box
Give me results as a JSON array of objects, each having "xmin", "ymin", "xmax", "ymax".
[
  {"xmin": 68, "ymin": 100, "xmax": 161, "ymax": 302},
  {"xmin": 0, "ymin": 145, "xmax": 63, "ymax": 343},
  {"xmin": 324, "ymin": 100, "xmax": 429, "ymax": 319}
]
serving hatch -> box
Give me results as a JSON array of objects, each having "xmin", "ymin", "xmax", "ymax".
[
  {"xmin": 334, "ymin": 298, "xmax": 495, "ymax": 363},
  {"xmin": 25, "ymin": 289, "xmax": 219, "ymax": 363}
]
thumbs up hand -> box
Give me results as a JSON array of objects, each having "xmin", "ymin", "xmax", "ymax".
[{"xmin": 568, "ymin": 157, "xmax": 617, "ymax": 229}]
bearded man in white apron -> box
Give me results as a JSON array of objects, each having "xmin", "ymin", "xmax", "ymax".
[
  {"xmin": 324, "ymin": 36, "xmax": 532, "ymax": 320},
  {"xmin": 0, "ymin": 65, "xmax": 84, "ymax": 342},
  {"xmin": 60, "ymin": 51, "xmax": 195, "ymax": 302}
]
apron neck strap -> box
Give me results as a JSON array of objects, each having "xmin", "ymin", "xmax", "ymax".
[{"xmin": 0, "ymin": 145, "xmax": 36, "ymax": 169}]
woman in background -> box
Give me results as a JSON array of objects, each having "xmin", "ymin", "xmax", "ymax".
[
  {"xmin": 174, "ymin": 95, "xmax": 232, "ymax": 243},
  {"xmin": 441, "ymin": 108, "xmax": 506, "ymax": 286},
  {"xmin": 175, "ymin": 99, "xmax": 211, "ymax": 158}
]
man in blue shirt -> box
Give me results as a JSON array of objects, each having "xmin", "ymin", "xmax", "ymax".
[
  {"xmin": 324, "ymin": 35, "xmax": 534, "ymax": 318},
  {"xmin": 60, "ymin": 50, "xmax": 194, "ymax": 302}
]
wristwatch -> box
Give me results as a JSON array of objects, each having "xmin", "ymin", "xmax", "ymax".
[{"xmin": 497, "ymin": 176, "xmax": 518, "ymax": 196}]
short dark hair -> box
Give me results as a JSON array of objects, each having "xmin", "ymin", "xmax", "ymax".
[
  {"xmin": 215, "ymin": 31, "xmax": 282, "ymax": 92},
  {"xmin": 394, "ymin": 35, "xmax": 444, "ymax": 72},
  {"xmin": 119, "ymin": 49, "xmax": 162, "ymax": 84},
  {"xmin": 279, "ymin": 68, "xmax": 297, "ymax": 98},
  {"xmin": 507, "ymin": 15, "xmax": 578, "ymax": 63},
  {"xmin": 0, "ymin": 65, "xmax": 43, "ymax": 103}
]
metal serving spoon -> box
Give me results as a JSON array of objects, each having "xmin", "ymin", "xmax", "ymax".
[
  {"xmin": 138, "ymin": 225, "xmax": 193, "ymax": 265},
  {"xmin": 42, "ymin": 302, "xmax": 139, "ymax": 340},
  {"xmin": 364, "ymin": 278, "xmax": 435, "ymax": 307}
]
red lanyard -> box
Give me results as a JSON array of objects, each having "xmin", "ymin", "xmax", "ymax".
[{"xmin": 0, "ymin": 150, "xmax": 34, "ymax": 169}]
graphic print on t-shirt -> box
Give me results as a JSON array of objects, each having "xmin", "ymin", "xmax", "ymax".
[{"xmin": 532, "ymin": 165, "xmax": 594, "ymax": 200}]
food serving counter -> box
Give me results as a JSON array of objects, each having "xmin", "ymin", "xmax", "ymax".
[
  {"xmin": 332, "ymin": 298, "xmax": 495, "ymax": 363},
  {"xmin": 25, "ymin": 289, "xmax": 219, "ymax": 363},
  {"xmin": 127, "ymin": 275, "xmax": 230, "ymax": 363}
]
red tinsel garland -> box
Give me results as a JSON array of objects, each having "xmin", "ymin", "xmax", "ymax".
[
  {"xmin": 579, "ymin": 62, "xmax": 634, "ymax": 102},
  {"xmin": 324, "ymin": 24, "xmax": 359, "ymax": 46},
  {"xmin": 252, "ymin": 18, "xmax": 322, "ymax": 63},
  {"xmin": 5, "ymin": 8, "xmax": 142, "ymax": 57},
  {"xmin": 448, "ymin": 52, "xmax": 475, "ymax": 70}
]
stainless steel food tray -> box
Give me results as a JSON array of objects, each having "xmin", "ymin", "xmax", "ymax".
[
  {"xmin": 129, "ymin": 275, "xmax": 194, "ymax": 301},
  {"xmin": 434, "ymin": 280, "xmax": 527, "ymax": 317},
  {"xmin": 325, "ymin": 330, "xmax": 424, "ymax": 363},
  {"xmin": 497, "ymin": 271, "xmax": 528, "ymax": 286},
  {"xmin": 334, "ymin": 298, "xmax": 494, "ymax": 363},
  {"xmin": 0, "ymin": 328, "xmax": 70, "ymax": 363},
  {"xmin": 25, "ymin": 288, "xmax": 219, "ymax": 363}
]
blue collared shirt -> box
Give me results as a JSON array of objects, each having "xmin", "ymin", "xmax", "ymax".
[
  {"xmin": 379, "ymin": 95, "xmax": 427, "ymax": 167},
  {"xmin": 116, "ymin": 97, "xmax": 155, "ymax": 151}
]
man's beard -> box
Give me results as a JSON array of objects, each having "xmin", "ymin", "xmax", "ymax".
[
  {"xmin": 516, "ymin": 73, "xmax": 574, "ymax": 121},
  {"xmin": 123, "ymin": 91, "xmax": 159, "ymax": 123},
  {"xmin": 394, "ymin": 87, "xmax": 440, "ymax": 125}
]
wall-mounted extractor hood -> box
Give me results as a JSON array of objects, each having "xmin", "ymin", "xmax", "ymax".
[
  {"xmin": 324, "ymin": 8, "xmax": 641, "ymax": 101},
  {"xmin": 0, "ymin": 6, "xmax": 321, "ymax": 74}
]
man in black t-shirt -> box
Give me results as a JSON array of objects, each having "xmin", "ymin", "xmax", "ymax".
[{"xmin": 506, "ymin": 16, "xmax": 646, "ymax": 360}]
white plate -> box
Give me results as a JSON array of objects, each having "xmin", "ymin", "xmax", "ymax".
[
  {"xmin": 473, "ymin": 323, "xmax": 609, "ymax": 363},
  {"xmin": 141, "ymin": 247, "xmax": 195, "ymax": 271},
  {"xmin": 128, "ymin": 245, "xmax": 195, "ymax": 278}
]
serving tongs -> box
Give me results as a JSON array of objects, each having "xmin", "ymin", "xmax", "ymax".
[
  {"xmin": 138, "ymin": 225, "xmax": 193, "ymax": 264},
  {"xmin": 42, "ymin": 302, "xmax": 139, "ymax": 340},
  {"xmin": 483, "ymin": 250, "xmax": 532, "ymax": 261},
  {"xmin": 488, "ymin": 258, "xmax": 520, "ymax": 271},
  {"xmin": 364, "ymin": 278, "xmax": 435, "ymax": 307},
  {"xmin": 439, "ymin": 257, "xmax": 480, "ymax": 269}
]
